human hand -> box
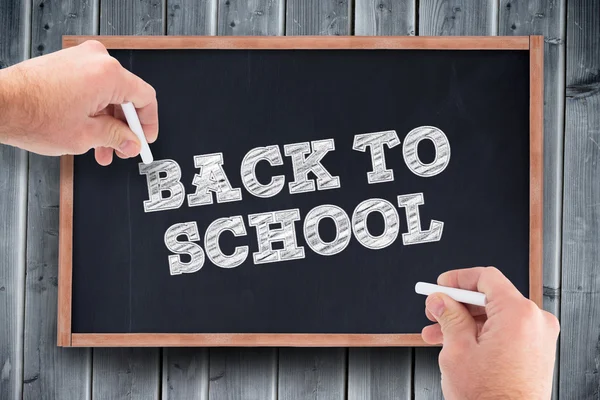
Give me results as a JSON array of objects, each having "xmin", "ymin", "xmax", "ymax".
[
  {"xmin": 0, "ymin": 40, "xmax": 158, "ymax": 165},
  {"xmin": 422, "ymin": 267, "xmax": 559, "ymax": 400}
]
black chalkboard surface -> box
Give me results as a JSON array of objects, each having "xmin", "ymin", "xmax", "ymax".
[{"xmin": 58, "ymin": 36, "xmax": 543, "ymax": 347}]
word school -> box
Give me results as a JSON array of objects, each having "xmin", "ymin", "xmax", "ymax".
[{"xmin": 139, "ymin": 126, "xmax": 451, "ymax": 275}]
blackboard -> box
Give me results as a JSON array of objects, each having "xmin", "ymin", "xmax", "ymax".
[{"xmin": 58, "ymin": 36, "xmax": 543, "ymax": 347}]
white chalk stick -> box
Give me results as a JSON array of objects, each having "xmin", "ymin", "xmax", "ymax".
[
  {"xmin": 121, "ymin": 102, "xmax": 153, "ymax": 164},
  {"xmin": 415, "ymin": 282, "xmax": 487, "ymax": 307}
]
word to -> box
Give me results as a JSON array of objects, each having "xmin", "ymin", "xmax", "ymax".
[{"xmin": 138, "ymin": 127, "xmax": 451, "ymax": 275}]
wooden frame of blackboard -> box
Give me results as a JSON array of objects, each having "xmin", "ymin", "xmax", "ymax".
[{"xmin": 58, "ymin": 36, "xmax": 544, "ymax": 347}]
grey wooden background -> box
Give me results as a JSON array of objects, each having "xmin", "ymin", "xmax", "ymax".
[{"xmin": 0, "ymin": 0, "xmax": 597, "ymax": 399}]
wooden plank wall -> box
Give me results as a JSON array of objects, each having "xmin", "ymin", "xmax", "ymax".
[
  {"xmin": 560, "ymin": 0, "xmax": 600, "ymax": 399},
  {"xmin": 24, "ymin": 2, "xmax": 95, "ymax": 399},
  {"xmin": 0, "ymin": 2, "xmax": 29, "ymax": 400},
  {"xmin": 0, "ymin": 0, "xmax": 589, "ymax": 398},
  {"xmin": 499, "ymin": 2, "xmax": 566, "ymax": 398}
]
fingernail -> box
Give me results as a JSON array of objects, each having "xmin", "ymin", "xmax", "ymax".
[
  {"xmin": 426, "ymin": 295, "xmax": 445, "ymax": 318},
  {"xmin": 119, "ymin": 140, "xmax": 140, "ymax": 157}
]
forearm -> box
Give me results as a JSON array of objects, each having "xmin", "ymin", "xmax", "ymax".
[
  {"xmin": 0, "ymin": 66, "xmax": 27, "ymax": 147},
  {"xmin": 0, "ymin": 68, "xmax": 14, "ymax": 144},
  {"xmin": 0, "ymin": 63, "xmax": 54, "ymax": 153}
]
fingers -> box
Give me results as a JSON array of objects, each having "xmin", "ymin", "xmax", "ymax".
[
  {"xmin": 543, "ymin": 310, "xmax": 560, "ymax": 336},
  {"xmin": 426, "ymin": 307, "xmax": 436, "ymax": 322},
  {"xmin": 95, "ymin": 147, "xmax": 113, "ymax": 166},
  {"xmin": 437, "ymin": 267, "xmax": 485, "ymax": 291},
  {"xmin": 425, "ymin": 293, "xmax": 477, "ymax": 347},
  {"xmin": 82, "ymin": 41, "xmax": 158, "ymax": 148},
  {"xmin": 106, "ymin": 104, "xmax": 131, "ymax": 159},
  {"xmin": 89, "ymin": 114, "xmax": 141, "ymax": 156},
  {"xmin": 422, "ymin": 323, "xmax": 443, "ymax": 344},
  {"xmin": 80, "ymin": 39, "xmax": 109, "ymax": 55},
  {"xmin": 115, "ymin": 150, "xmax": 128, "ymax": 159},
  {"xmin": 135, "ymin": 97, "xmax": 159, "ymax": 144},
  {"xmin": 426, "ymin": 303, "xmax": 486, "ymax": 322},
  {"xmin": 438, "ymin": 267, "xmax": 524, "ymax": 305},
  {"xmin": 91, "ymin": 99, "xmax": 150, "ymax": 165},
  {"xmin": 422, "ymin": 315, "xmax": 487, "ymax": 345},
  {"xmin": 117, "ymin": 69, "xmax": 159, "ymax": 143}
]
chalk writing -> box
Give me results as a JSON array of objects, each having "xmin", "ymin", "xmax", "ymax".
[{"xmin": 140, "ymin": 126, "xmax": 451, "ymax": 275}]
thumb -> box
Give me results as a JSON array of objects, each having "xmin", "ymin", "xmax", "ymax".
[
  {"xmin": 90, "ymin": 115, "xmax": 140, "ymax": 157},
  {"xmin": 426, "ymin": 293, "xmax": 477, "ymax": 345}
]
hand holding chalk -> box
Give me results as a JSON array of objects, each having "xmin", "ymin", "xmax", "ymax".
[
  {"xmin": 121, "ymin": 102, "xmax": 154, "ymax": 164},
  {"xmin": 0, "ymin": 42, "xmax": 158, "ymax": 166},
  {"xmin": 418, "ymin": 267, "xmax": 559, "ymax": 400},
  {"xmin": 415, "ymin": 282, "xmax": 486, "ymax": 307}
]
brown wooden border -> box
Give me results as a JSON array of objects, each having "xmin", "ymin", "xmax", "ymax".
[
  {"xmin": 63, "ymin": 35, "xmax": 530, "ymax": 50},
  {"xmin": 529, "ymin": 36, "xmax": 544, "ymax": 308},
  {"xmin": 58, "ymin": 36, "xmax": 543, "ymax": 347},
  {"xmin": 71, "ymin": 333, "xmax": 433, "ymax": 347},
  {"xmin": 58, "ymin": 155, "xmax": 74, "ymax": 346}
]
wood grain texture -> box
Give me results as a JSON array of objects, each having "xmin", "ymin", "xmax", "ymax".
[
  {"xmin": 277, "ymin": 349, "xmax": 346, "ymax": 400},
  {"xmin": 347, "ymin": 348, "xmax": 412, "ymax": 400},
  {"xmin": 100, "ymin": 0, "xmax": 164, "ymax": 35},
  {"xmin": 414, "ymin": 2, "xmax": 499, "ymax": 397},
  {"xmin": 0, "ymin": 146, "xmax": 27, "ymax": 400},
  {"xmin": 162, "ymin": 349, "xmax": 209, "ymax": 400},
  {"xmin": 499, "ymin": 0, "xmax": 566, "ymax": 320},
  {"xmin": 46, "ymin": 2, "xmax": 98, "ymax": 350},
  {"xmin": 286, "ymin": 0, "xmax": 351, "ymax": 35},
  {"xmin": 209, "ymin": 348, "xmax": 277, "ymax": 400},
  {"xmin": 31, "ymin": 0, "xmax": 98, "ymax": 58},
  {"xmin": 25, "ymin": 155, "xmax": 90, "ymax": 399},
  {"xmin": 419, "ymin": 0, "xmax": 498, "ymax": 35},
  {"xmin": 63, "ymin": 35, "xmax": 531, "ymax": 49},
  {"xmin": 25, "ymin": 1, "xmax": 95, "ymax": 396},
  {"xmin": 0, "ymin": 1, "xmax": 28, "ymax": 399},
  {"xmin": 350, "ymin": 3, "xmax": 415, "ymax": 398},
  {"xmin": 92, "ymin": 348, "xmax": 160, "ymax": 399},
  {"xmin": 355, "ymin": 0, "xmax": 415, "ymax": 36},
  {"xmin": 90, "ymin": 2, "xmax": 163, "ymax": 399},
  {"xmin": 167, "ymin": 0, "xmax": 217, "ymax": 35},
  {"xmin": 560, "ymin": 1, "xmax": 600, "ymax": 398},
  {"xmin": 499, "ymin": 18, "xmax": 565, "ymax": 397},
  {"xmin": 217, "ymin": 0, "xmax": 283, "ymax": 35},
  {"xmin": 414, "ymin": 348, "xmax": 442, "ymax": 400},
  {"xmin": 486, "ymin": 1, "xmax": 567, "ymax": 397}
]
